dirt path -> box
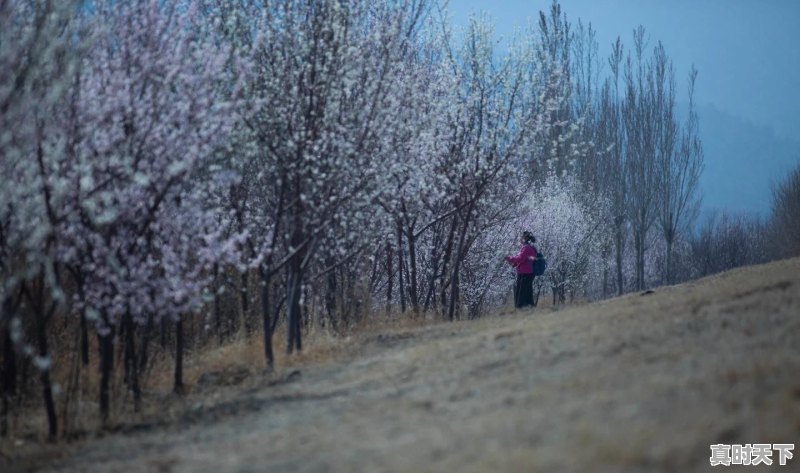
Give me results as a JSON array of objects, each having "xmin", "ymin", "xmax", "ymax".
[{"xmin": 31, "ymin": 258, "xmax": 800, "ymax": 472}]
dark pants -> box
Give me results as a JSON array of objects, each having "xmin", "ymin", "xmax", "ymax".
[{"xmin": 514, "ymin": 273, "xmax": 535, "ymax": 308}]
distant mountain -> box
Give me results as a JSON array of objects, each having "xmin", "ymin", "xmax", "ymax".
[{"xmin": 693, "ymin": 103, "xmax": 799, "ymax": 217}]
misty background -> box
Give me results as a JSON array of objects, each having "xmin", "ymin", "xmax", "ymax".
[{"xmin": 450, "ymin": 0, "xmax": 800, "ymax": 216}]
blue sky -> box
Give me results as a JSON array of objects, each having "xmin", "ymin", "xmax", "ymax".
[
  {"xmin": 448, "ymin": 0, "xmax": 800, "ymax": 141},
  {"xmin": 448, "ymin": 0, "xmax": 800, "ymax": 215}
]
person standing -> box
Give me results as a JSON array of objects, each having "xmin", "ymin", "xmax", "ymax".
[{"xmin": 505, "ymin": 231, "xmax": 538, "ymax": 308}]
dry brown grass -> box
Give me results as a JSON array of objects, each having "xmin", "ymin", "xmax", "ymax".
[
  {"xmin": 0, "ymin": 306, "xmax": 460, "ymax": 451},
  {"xmin": 8, "ymin": 258, "xmax": 799, "ymax": 472},
  {"xmin": 0, "ymin": 293, "xmax": 615, "ymax": 453}
]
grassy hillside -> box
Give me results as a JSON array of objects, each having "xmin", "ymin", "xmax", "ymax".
[{"xmin": 10, "ymin": 258, "xmax": 800, "ymax": 472}]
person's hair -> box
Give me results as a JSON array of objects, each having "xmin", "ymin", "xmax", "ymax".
[{"xmin": 522, "ymin": 231, "xmax": 536, "ymax": 244}]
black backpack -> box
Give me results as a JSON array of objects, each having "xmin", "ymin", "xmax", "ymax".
[{"xmin": 532, "ymin": 248, "xmax": 547, "ymax": 276}]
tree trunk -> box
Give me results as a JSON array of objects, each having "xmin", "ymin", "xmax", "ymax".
[
  {"xmin": 213, "ymin": 264, "xmax": 223, "ymax": 345},
  {"xmin": 396, "ymin": 225, "xmax": 406, "ymax": 313},
  {"xmin": 635, "ymin": 229, "xmax": 645, "ymax": 291},
  {"xmin": 286, "ymin": 257, "xmax": 304, "ymax": 354},
  {"xmin": 160, "ymin": 316, "xmax": 167, "ymax": 348},
  {"xmin": 665, "ymin": 234, "xmax": 674, "ymax": 285},
  {"xmin": 174, "ymin": 316, "xmax": 184, "ymax": 395},
  {"xmin": 447, "ymin": 266, "xmax": 460, "ymax": 321},
  {"xmin": 33, "ymin": 315, "xmax": 56, "ymax": 440},
  {"xmin": 439, "ymin": 215, "xmax": 458, "ymax": 311},
  {"xmin": 385, "ymin": 243, "xmax": 393, "ymax": 312},
  {"xmin": 259, "ymin": 265, "xmax": 274, "ymax": 370},
  {"xmin": 79, "ymin": 310, "xmax": 89, "ymax": 366},
  {"xmin": 98, "ymin": 327, "xmax": 114, "ymax": 424},
  {"xmin": 124, "ymin": 313, "xmax": 141, "ymax": 411},
  {"xmin": 1, "ymin": 322, "xmax": 16, "ymax": 437},
  {"xmin": 240, "ymin": 271, "xmax": 250, "ymax": 335},
  {"xmin": 325, "ymin": 269, "xmax": 337, "ymax": 324},
  {"xmin": 407, "ymin": 227, "xmax": 419, "ymax": 314},
  {"xmin": 615, "ymin": 218, "xmax": 625, "ymax": 296},
  {"xmin": 448, "ymin": 210, "xmax": 472, "ymax": 321},
  {"xmin": 0, "ymin": 386, "xmax": 7, "ymax": 438},
  {"xmin": 122, "ymin": 317, "xmax": 131, "ymax": 386},
  {"xmin": 138, "ymin": 314, "xmax": 153, "ymax": 372},
  {"xmin": 423, "ymin": 233, "xmax": 441, "ymax": 312}
]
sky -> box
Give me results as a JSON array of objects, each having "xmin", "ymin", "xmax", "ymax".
[
  {"xmin": 448, "ymin": 0, "xmax": 800, "ymax": 141},
  {"xmin": 448, "ymin": 0, "xmax": 800, "ymax": 215}
]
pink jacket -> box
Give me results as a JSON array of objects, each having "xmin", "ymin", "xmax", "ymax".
[{"xmin": 506, "ymin": 244, "xmax": 537, "ymax": 275}]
